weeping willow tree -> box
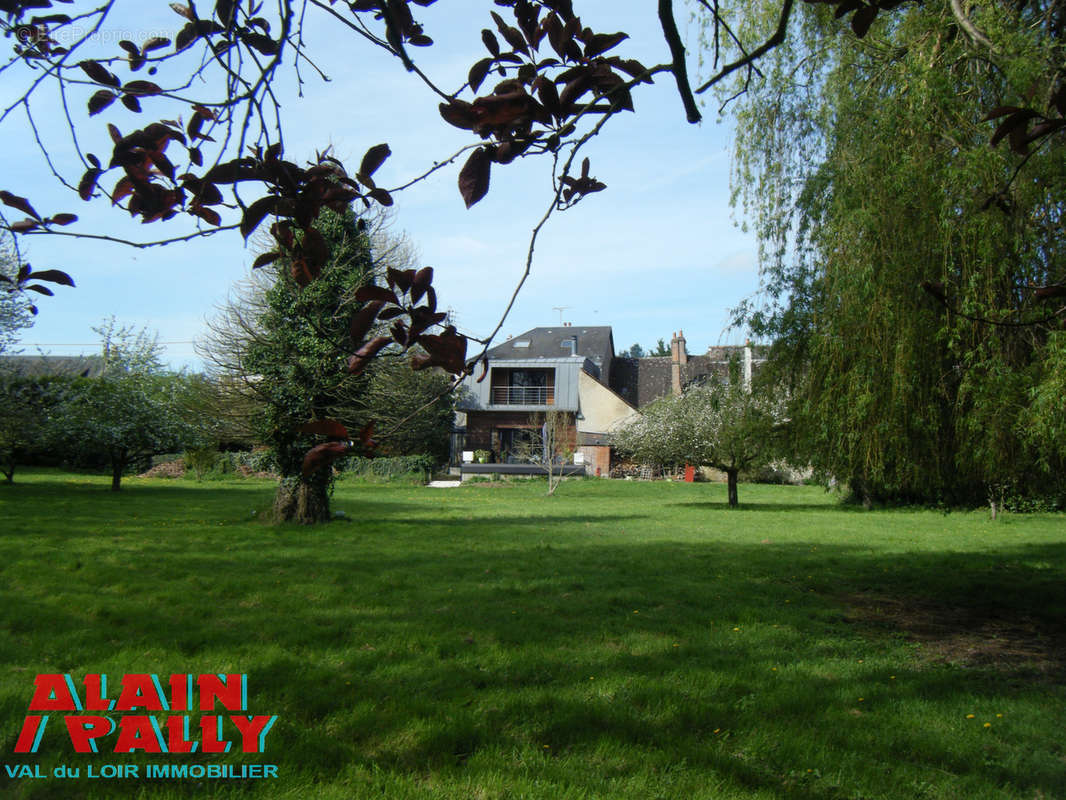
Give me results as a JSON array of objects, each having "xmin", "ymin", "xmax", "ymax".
[{"xmin": 702, "ymin": 1, "xmax": 1066, "ymax": 504}]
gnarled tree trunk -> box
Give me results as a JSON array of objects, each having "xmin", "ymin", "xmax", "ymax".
[{"xmin": 272, "ymin": 474, "xmax": 331, "ymax": 524}]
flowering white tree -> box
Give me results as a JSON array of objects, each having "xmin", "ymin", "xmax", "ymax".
[{"xmin": 613, "ymin": 380, "xmax": 782, "ymax": 507}]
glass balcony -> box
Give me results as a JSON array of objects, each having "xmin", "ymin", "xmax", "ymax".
[{"xmin": 490, "ymin": 385, "xmax": 555, "ymax": 405}]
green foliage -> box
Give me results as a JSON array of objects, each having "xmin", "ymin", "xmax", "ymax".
[
  {"xmin": 51, "ymin": 321, "xmax": 200, "ymax": 490},
  {"xmin": 182, "ymin": 445, "xmax": 219, "ymax": 481},
  {"xmin": 647, "ymin": 338, "xmax": 670, "ymax": 357},
  {"xmin": 350, "ymin": 355, "xmax": 455, "ymax": 464},
  {"xmin": 243, "ymin": 208, "xmax": 374, "ymax": 481},
  {"xmin": 337, "ymin": 454, "xmax": 436, "ymax": 480},
  {"xmin": 0, "ymin": 373, "xmax": 68, "ymax": 482},
  {"xmin": 711, "ymin": 2, "xmax": 1066, "ymax": 504}
]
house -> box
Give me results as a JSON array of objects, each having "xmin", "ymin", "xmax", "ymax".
[
  {"xmin": 455, "ymin": 325, "xmax": 636, "ymax": 476},
  {"xmin": 454, "ymin": 326, "xmax": 765, "ymax": 475}
]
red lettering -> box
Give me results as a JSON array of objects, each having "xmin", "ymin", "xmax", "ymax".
[
  {"xmin": 83, "ymin": 674, "xmax": 114, "ymax": 710},
  {"xmin": 165, "ymin": 716, "xmax": 197, "ymax": 753},
  {"xmin": 200, "ymin": 716, "xmax": 231, "ymax": 753},
  {"xmin": 115, "ymin": 674, "xmax": 167, "ymax": 711},
  {"xmin": 114, "ymin": 715, "xmax": 165, "ymax": 753},
  {"xmin": 65, "ymin": 716, "xmax": 114, "ymax": 753},
  {"xmin": 231, "ymin": 715, "xmax": 277, "ymax": 753},
  {"xmin": 28, "ymin": 674, "xmax": 79, "ymax": 711},
  {"xmin": 13, "ymin": 716, "xmax": 47, "ymax": 753},
  {"xmin": 169, "ymin": 674, "xmax": 192, "ymax": 712},
  {"xmin": 198, "ymin": 674, "xmax": 245, "ymax": 711}
]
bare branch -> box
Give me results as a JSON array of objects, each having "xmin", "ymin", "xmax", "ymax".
[{"xmin": 695, "ymin": 0, "xmax": 794, "ymax": 95}]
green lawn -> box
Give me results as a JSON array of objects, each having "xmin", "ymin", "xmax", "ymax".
[{"xmin": 1, "ymin": 469, "xmax": 1064, "ymax": 799}]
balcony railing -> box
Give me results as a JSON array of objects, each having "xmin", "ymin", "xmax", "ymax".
[{"xmin": 490, "ymin": 385, "xmax": 554, "ymax": 405}]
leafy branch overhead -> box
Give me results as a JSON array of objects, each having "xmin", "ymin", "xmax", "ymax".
[{"xmin": 0, "ymin": 0, "xmax": 1061, "ymax": 399}]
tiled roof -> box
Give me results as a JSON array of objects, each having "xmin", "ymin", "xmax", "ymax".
[{"xmin": 0, "ymin": 354, "xmax": 106, "ymax": 378}]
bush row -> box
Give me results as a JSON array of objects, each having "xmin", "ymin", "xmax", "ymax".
[{"xmin": 177, "ymin": 449, "xmax": 438, "ymax": 481}]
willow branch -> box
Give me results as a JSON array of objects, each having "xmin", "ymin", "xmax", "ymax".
[{"xmin": 695, "ymin": 0, "xmax": 794, "ymax": 94}]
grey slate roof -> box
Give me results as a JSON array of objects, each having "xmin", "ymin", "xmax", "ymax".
[
  {"xmin": 488, "ymin": 326, "xmax": 616, "ymax": 384},
  {"xmin": 0, "ymin": 354, "xmax": 106, "ymax": 378},
  {"xmin": 609, "ymin": 346, "xmax": 767, "ymax": 408}
]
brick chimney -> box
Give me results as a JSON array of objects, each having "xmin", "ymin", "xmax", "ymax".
[{"xmin": 670, "ymin": 330, "xmax": 687, "ymax": 395}]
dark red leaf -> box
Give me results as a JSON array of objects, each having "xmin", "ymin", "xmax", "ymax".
[
  {"xmin": 458, "ymin": 147, "xmax": 492, "ymax": 208},
  {"xmin": 241, "ymin": 31, "xmax": 278, "ymax": 55},
  {"xmin": 358, "ymin": 422, "xmax": 376, "ymax": 450},
  {"xmin": 23, "ymin": 269, "xmax": 74, "ymax": 287},
  {"xmin": 298, "ymin": 419, "xmax": 350, "ymax": 438},
  {"xmin": 120, "ymin": 94, "xmax": 142, "ymax": 112},
  {"xmin": 10, "ymin": 219, "xmax": 39, "ymax": 233},
  {"xmin": 301, "ymin": 441, "xmax": 350, "ymax": 479},
  {"xmin": 413, "ymin": 327, "xmax": 468, "ymax": 374},
  {"xmin": 481, "ymin": 28, "xmax": 500, "ymax": 57},
  {"xmin": 469, "ymin": 57, "xmax": 494, "ymax": 93},
  {"xmin": 410, "ymin": 266, "xmax": 433, "ymax": 304},
  {"xmin": 123, "ymin": 80, "xmax": 162, "ymax": 96},
  {"xmin": 360, "ymin": 143, "xmax": 391, "ymax": 177},
  {"xmin": 142, "ymin": 36, "xmax": 171, "ymax": 52},
  {"xmin": 79, "ymin": 60, "xmax": 120, "ymax": 87},
  {"xmin": 350, "ymin": 299, "xmax": 384, "ymax": 344},
  {"xmin": 439, "ymin": 100, "xmax": 478, "ymax": 131},
  {"xmin": 175, "ymin": 22, "xmax": 199, "ymax": 52},
  {"xmin": 584, "ymin": 31, "xmax": 627, "ymax": 58},
  {"xmin": 387, "ymin": 267, "xmax": 415, "ymax": 293},
  {"xmin": 368, "ymin": 187, "xmax": 393, "ymax": 206},
  {"xmin": 190, "ymin": 205, "xmax": 221, "ymax": 226},
  {"xmin": 46, "ymin": 213, "xmax": 77, "ymax": 226},
  {"xmin": 347, "ymin": 336, "xmax": 392, "ymax": 375},
  {"xmin": 850, "ymin": 4, "xmax": 878, "ymax": 37},
  {"xmin": 170, "ymin": 3, "xmax": 196, "ymax": 21},
  {"xmin": 24, "ymin": 284, "xmax": 53, "ymax": 296},
  {"xmin": 252, "ymin": 251, "xmax": 280, "ymax": 269},
  {"xmin": 0, "ymin": 191, "xmax": 40, "ymax": 220},
  {"xmin": 982, "ymin": 105, "xmax": 1022, "ymax": 121},
  {"xmin": 88, "ymin": 89, "xmax": 117, "ymax": 115},
  {"xmin": 78, "ymin": 168, "xmax": 101, "ymax": 201},
  {"xmin": 240, "ymin": 195, "xmax": 278, "ymax": 239}
]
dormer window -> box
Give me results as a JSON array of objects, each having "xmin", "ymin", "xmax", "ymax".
[{"xmin": 512, "ymin": 340, "xmax": 530, "ymax": 348}]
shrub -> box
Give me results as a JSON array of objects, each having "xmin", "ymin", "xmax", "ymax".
[{"xmin": 183, "ymin": 446, "xmax": 219, "ymax": 481}]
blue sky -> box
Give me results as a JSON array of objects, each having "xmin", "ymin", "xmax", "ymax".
[{"xmin": 2, "ymin": 1, "xmax": 759, "ymax": 368}]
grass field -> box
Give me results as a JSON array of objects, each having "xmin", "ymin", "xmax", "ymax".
[{"xmin": 1, "ymin": 469, "xmax": 1064, "ymax": 799}]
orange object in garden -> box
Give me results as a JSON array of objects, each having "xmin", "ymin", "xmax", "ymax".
[{"xmin": 684, "ymin": 465, "xmax": 695, "ymax": 483}]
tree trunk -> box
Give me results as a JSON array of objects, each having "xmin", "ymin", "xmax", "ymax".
[
  {"xmin": 110, "ymin": 451, "xmax": 127, "ymax": 491},
  {"xmin": 272, "ymin": 476, "xmax": 331, "ymax": 524},
  {"xmin": 726, "ymin": 468, "xmax": 739, "ymax": 507}
]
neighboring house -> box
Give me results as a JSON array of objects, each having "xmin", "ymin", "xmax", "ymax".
[
  {"xmin": 0, "ymin": 354, "xmax": 106, "ymax": 378},
  {"xmin": 454, "ymin": 326, "xmax": 766, "ymax": 474}
]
